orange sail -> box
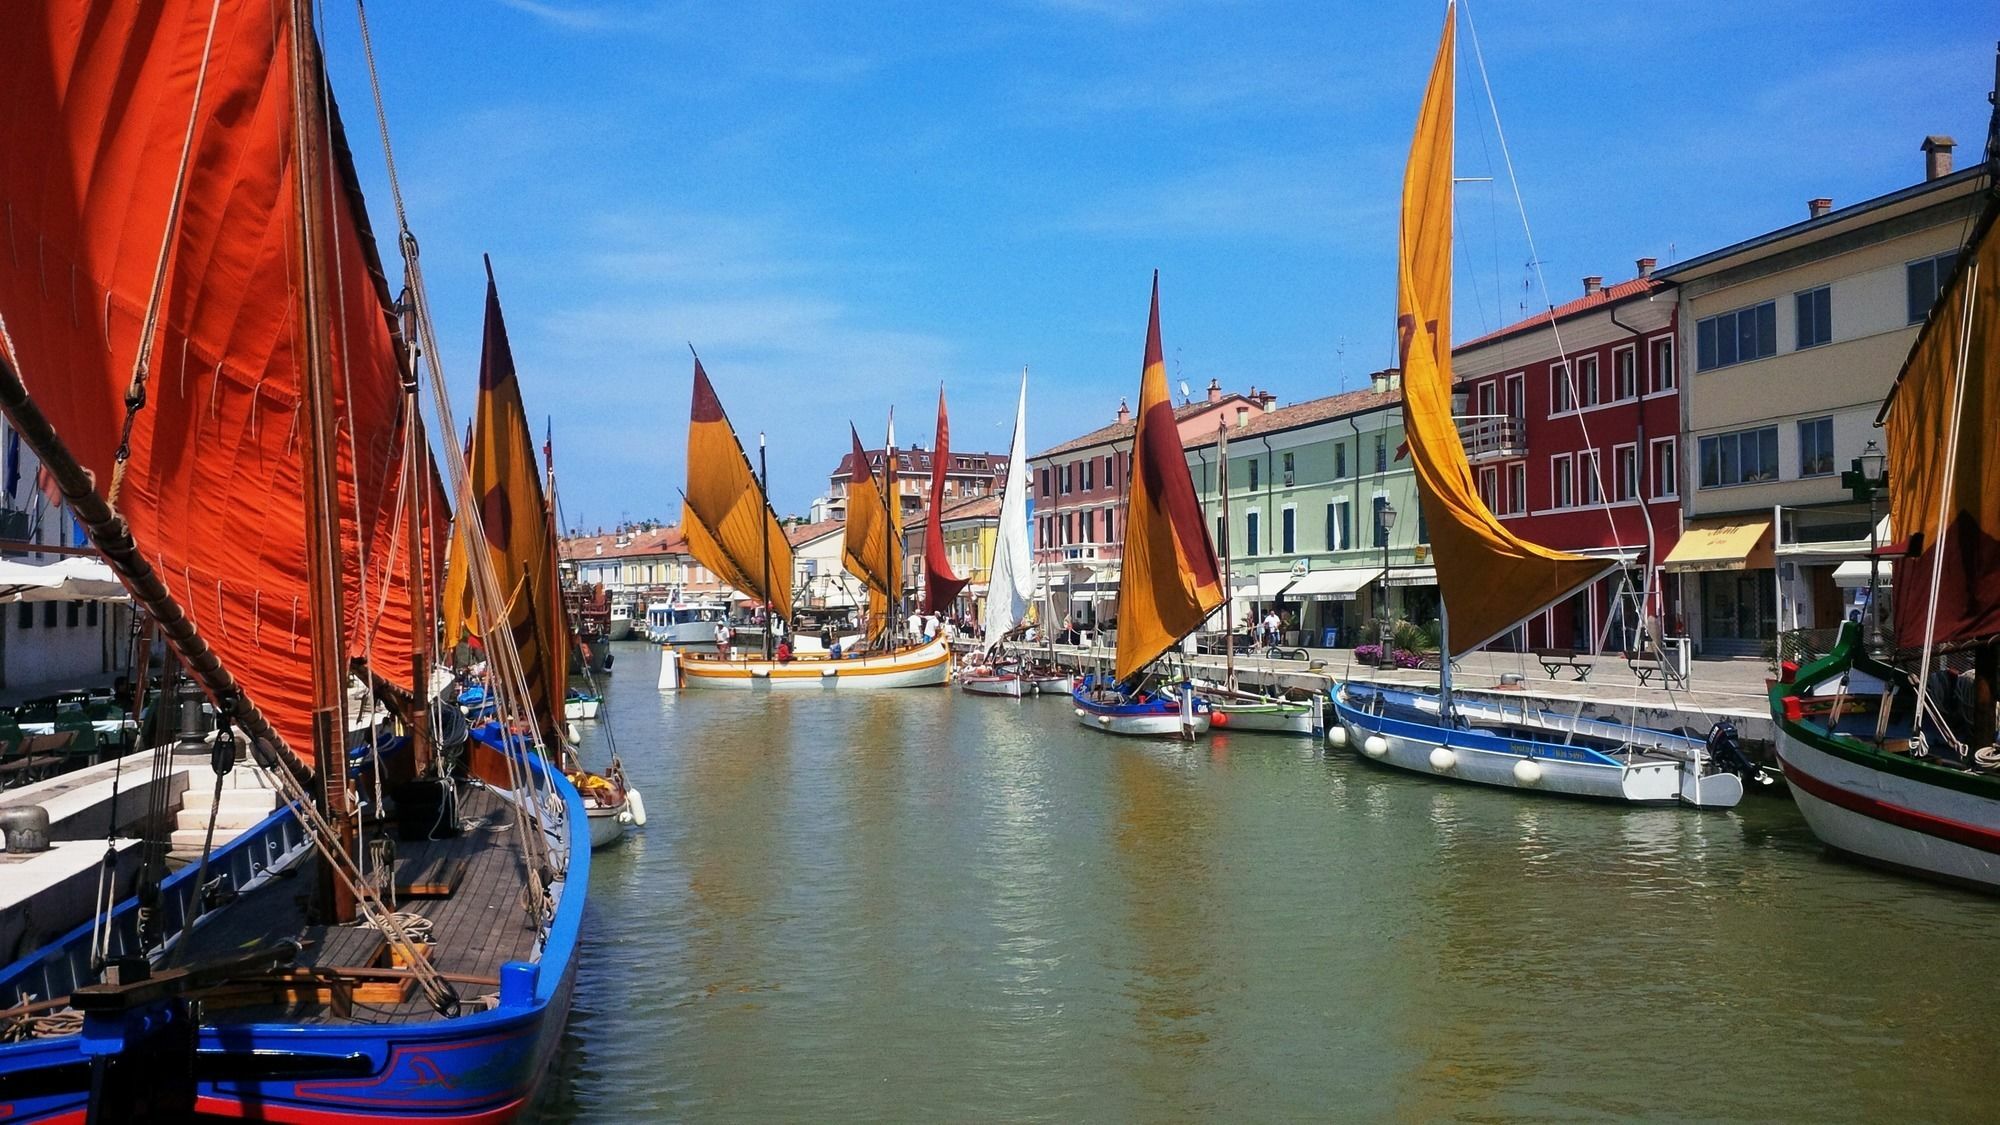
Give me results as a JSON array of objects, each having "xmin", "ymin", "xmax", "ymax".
[
  {"xmin": 1396, "ymin": 3, "xmax": 1609, "ymax": 654},
  {"xmin": 1114, "ymin": 275, "xmax": 1223, "ymax": 682},
  {"xmin": 0, "ymin": 1, "xmax": 427, "ymax": 768},
  {"xmin": 681, "ymin": 358, "xmax": 793, "ymax": 612},
  {"xmin": 843, "ymin": 425, "xmax": 902, "ymax": 640},
  {"xmin": 1882, "ymin": 196, "xmax": 2000, "ymax": 648},
  {"xmin": 448, "ymin": 267, "xmax": 566, "ymax": 743},
  {"xmin": 920, "ymin": 387, "xmax": 969, "ymax": 613}
]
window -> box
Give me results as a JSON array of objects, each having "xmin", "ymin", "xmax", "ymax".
[
  {"xmin": 1696, "ymin": 300, "xmax": 1777, "ymax": 370},
  {"xmin": 1613, "ymin": 444, "xmax": 1639, "ymax": 502},
  {"xmin": 17, "ymin": 602, "xmax": 30, "ymax": 629},
  {"xmin": 1649, "ymin": 336, "xmax": 1675, "ymax": 393},
  {"xmin": 87, "ymin": 601, "xmax": 98, "ymax": 626},
  {"xmin": 1550, "ymin": 363, "xmax": 1572, "ymax": 413},
  {"xmin": 1506, "ymin": 462, "xmax": 1527, "ymax": 516},
  {"xmin": 1079, "ymin": 510, "xmax": 1092, "ymax": 543},
  {"xmin": 1282, "ymin": 451, "xmax": 1295, "ymax": 484},
  {"xmin": 1477, "ymin": 466, "xmax": 1498, "ymax": 510},
  {"xmin": 1103, "ymin": 455, "xmax": 1114, "ymax": 486},
  {"xmin": 1505, "ymin": 373, "xmax": 1526, "ymax": 419},
  {"xmin": 1371, "ymin": 497, "xmax": 1390, "ymax": 548},
  {"xmin": 1698, "ymin": 425, "xmax": 1780, "ymax": 488},
  {"xmin": 1245, "ymin": 511, "xmax": 1261, "ymax": 556},
  {"xmin": 1795, "ymin": 286, "xmax": 1832, "ymax": 349},
  {"xmin": 1575, "ymin": 354, "xmax": 1600, "ymax": 408},
  {"xmin": 1246, "ymin": 457, "xmax": 1259, "ymax": 491},
  {"xmin": 1551, "ymin": 454, "xmax": 1574, "ymax": 509},
  {"xmin": 1327, "ymin": 500, "xmax": 1351, "ymax": 550},
  {"xmin": 1651, "ymin": 438, "xmax": 1678, "ymax": 498},
  {"xmin": 1104, "ymin": 508, "xmax": 1116, "ymax": 542},
  {"xmin": 66, "ymin": 600, "xmax": 80, "ymax": 628},
  {"xmin": 1417, "ymin": 507, "xmax": 1429, "ymax": 545},
  {"xmin": 1040, "ymin": 468, "xmax": 1051, "ymax": 497},
  {"xmin": 1216, "ymin": 516, "xmax": 1227, "ymax": 556},
  {"xmin": 1281, "ymin": 507, "xmax": 1296, "ymax": 553},
  {"xmin": 1334, "ymin": 442, "xmax": 1348, "ymax": 479},
  {"xmin": 1798, "ymin": 416, "xmax": 1835, "ymax": 477},
  {"xmin": 1477, "ymin": 381, "xmax": 1497, "ymax": 416},
  {"xmin": 43, "ymin": 601, "xmax": 56, "ymax": 628},
  {"xmin": 1908, "ymin": 251, "xmax": 1959, "ymax": 323},
  {"xmin": 1373, "ymin": 434, "xmax": 1387, "ymax": 473},
  {"xmin": 1612, "ymin": 346, "xmax": 1637, "ymax": 401},
  {"xmin": 1060, "ymin": 464, "xmax": 1071, "ymax": 495},
  {"xmin": 1579, "ymin": 450, "xmax": 1603, "ymax": 504},
  {"xmin": 1082, "ymin": 459, "xmax": 1094, "ymax": 491}
]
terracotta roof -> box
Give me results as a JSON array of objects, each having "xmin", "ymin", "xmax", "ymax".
[
  {"xmin": 786, "ymin": 518, "xmax": 845, "ymax": 546},
  {"xmin": 560, "ymin": 526, "xmax": 685, "ymax": 560},
  {"xmin": 1455, "ymin": 276, "xmax": 1666, "ymax": 351},
  {"xmin": 904, "ymin": 493, "xmax": 1003, "ymax": 532},
  {"xmin": 1182, "ymin": 386, "xmax": 1402, "ymax": 449},
  {"xmin": 1032, "ymin": 398, "xmax": 1255, "ymax": 460}
]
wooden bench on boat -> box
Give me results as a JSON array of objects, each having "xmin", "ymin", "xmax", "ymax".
[
  {"xmin": 1625, "ymin": 652, "xmax": 1687, "ymax": 689},
  {"xmin": 1532, "ymin": 648, "xmax": 1594, "ymax": 680}
]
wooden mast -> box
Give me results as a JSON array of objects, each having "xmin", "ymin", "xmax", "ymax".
[
  {"xmin": 402, "ymin": 375, "xmax": 433, "ymax": 776},
  {"xmin": 289, "ymin": 0, "xmax": 356, "ymax": 923}
]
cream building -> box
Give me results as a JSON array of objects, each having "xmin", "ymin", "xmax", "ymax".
[{"xmin": 1657, "ymin": 139, "xmax": 1985, "ymax": 655}]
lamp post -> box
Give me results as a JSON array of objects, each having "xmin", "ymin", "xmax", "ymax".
[
  {"xmin": 1377, "ymin": 500, "xmax": 1398, "ymax": 668},
  {"xmin": 1848, "ymin": 439, "xmax": 1889, "ymax": 652}
]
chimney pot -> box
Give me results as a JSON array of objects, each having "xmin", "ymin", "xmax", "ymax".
[
  {"xmin": 1116, "ymin": 398, "xmax": 1130, "ymax": 424},
  {"xmin": 1636, "ymin": 257, "xmax": 1656, "ymax": 279},
  {"xmin": 1583, "ymin": 276, "xmax": 1603, "ymax": 297},
  {"xmin": 1207, "ymin": 377, "xmax": 1221, "ymax": 403},
  {"xmin": 1262, "ymin": 394, "xmax": 1277, "ymax": 413},
  {"xmin": 1808, "ymin": 197, "xmax": 1833, "ymax": 219},
  {"xmin": 1922, "ymin": 135, "xmax": 1955, "ymax": 181}
]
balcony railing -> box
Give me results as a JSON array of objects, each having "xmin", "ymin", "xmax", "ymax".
[{"xmin": 1456, "ymin": 413, "xmax": 1527, "ymax": 463}]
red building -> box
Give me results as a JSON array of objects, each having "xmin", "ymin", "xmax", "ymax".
[{"xmin": 1451, "ymin": 261, "xmax": 1682, "ymax": 653}]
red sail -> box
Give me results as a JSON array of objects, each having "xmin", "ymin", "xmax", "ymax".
[
  {"xmin": 0, "ymin": 2, "xmax": 426, "ymax": 766},
  {"xmin": 920, "ymin": 386, "xmax": 969, "ymax": 613}
]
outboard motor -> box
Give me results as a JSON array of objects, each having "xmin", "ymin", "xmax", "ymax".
[{"xmin": 1705, "ymin": 719, "xmax": 1769, "ymax": 786}]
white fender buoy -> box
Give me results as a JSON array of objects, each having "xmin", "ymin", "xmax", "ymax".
[
  {"xmin": 1325, "ymin": 726, "xmax": 1349, "ymax": 749},
  {"xmin": 1512, "ymin": 759, "xmax": 1543, "ymax": 785},
  {"xmin": 821, "ymin": 667, "xmax": 838, "ymax": 677},
  {"xmin": 1097, "ymin": 715, "xmax": 1112, "ymax": 725},
  {"xmin": 1074, "ymin": 708, "xmax": 1087, "ymax": 718},
  {"xmin": 1362, "ymin": 735, "xmax": 1389, "ymax": 758},
  {"xmin": 624, "ymin": 787, "xmax": 647, "ymax": 826},
  {"xmin": 1428, "ymin": 746, "xmax": 1457, "ymax": 772}
]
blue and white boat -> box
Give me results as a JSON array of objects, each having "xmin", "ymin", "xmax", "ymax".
[{"xmin": 1073, "ymin": 673, "xmax": 1211, "ymax": 738}]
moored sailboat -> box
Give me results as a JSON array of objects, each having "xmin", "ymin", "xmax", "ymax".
[
  {"xmin": 1072, "ymin": 277, "xmax": 1225, "ymax": 738},
  {"xmin": 1769, "ymin": 163, "xmax": 2000, "ymax": 889},
  {"xmin": 961, "ymin": 371, "xmax": 1036, "ymax": 699},
  {"xmin": 0, "ymin": 2, "xmax": 585, "ymax": 1117},
  {"xmin": 1328, "ymin": 3, "xmax": 1743, "ymax": 808}
]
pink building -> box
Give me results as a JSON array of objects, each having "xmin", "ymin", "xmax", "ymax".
[{"xmin": 1451, "ymin": 262, "xmax": 1683, "ymax": 653}]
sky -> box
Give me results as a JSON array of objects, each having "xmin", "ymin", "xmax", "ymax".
[{"xmin": 318, "ymin": 0, "xmax": 1996, "ymax": 524}]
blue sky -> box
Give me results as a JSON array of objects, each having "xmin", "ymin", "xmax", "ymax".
[{"xmin": 321, "ymin": 0, "xmax": 1995, "ymax": 523}]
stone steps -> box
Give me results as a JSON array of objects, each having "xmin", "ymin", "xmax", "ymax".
[{"xmin": 167, "ymin": 768, "xmax": 284, "ymax": 863}]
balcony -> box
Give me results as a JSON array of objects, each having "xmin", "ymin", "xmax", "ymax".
[{"xmin": 1456, "ymin": 413, "xmax": 1527, "ymax": 464}]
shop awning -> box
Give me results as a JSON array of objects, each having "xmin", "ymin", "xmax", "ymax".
[
  {"xmin": 1287, "ymin": 567, "xmax": 1382, "ymax": 600},
  {"xmin": 1385, "ymin": 566, "xmax": 1437, "ymax": 587},
  {"xmin": 1252, "ymin": 571, "xmax": 1294, "ymax": 598},
  {"xmin": 1832, "ymin": 560, "xmax": 1893, "ymax": 589},
  {"xmin": 1661, "ymin": 518, "xmax": 1775, "ymax": 573}
]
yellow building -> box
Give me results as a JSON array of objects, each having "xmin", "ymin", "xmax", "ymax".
[{"xmin": 902, "ymin": 495, "xmax": 1002, "ymax": 617}]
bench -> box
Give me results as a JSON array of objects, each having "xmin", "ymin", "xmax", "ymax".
[
  {"xmin": 1625, "ymin": 654, "xmax": 1688, "ymax": 689},
  {"xmin": 1412, "ymin": 652, "xmax": 1462, "ymax": 672},
  {"xmin": 1531, "ymin": 648, "xmax": 1594, "ymax": 680}
]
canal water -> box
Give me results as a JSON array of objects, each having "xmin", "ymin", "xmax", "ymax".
[{"xmin": 548, "ymin": 643, "xmax": 1998, "ymax": 1123}]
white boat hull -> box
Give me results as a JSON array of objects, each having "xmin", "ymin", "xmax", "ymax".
[
  {"xmin": 1333, "ymin": 685, "xmax": 1741, "ymax": 808},
  {"xmin": 679, "ymin": 638, "xmax": 951, "ymax": 690},
  {"xmin": 1027, "ymin": 675, "xmax": 1073, "ymax": 695},
  {"xmin": 1774, "ymin": 730, "xmax": 2000, "ymax": 892},
  {"xmin": 1207, "ymin": 698, "xmax": 1315, "ymax": 735},
  {"xmin": 608, "ymin": 618, "xmax": 634, "ymax": 641},
  {"xmin": 586, "ymin": 803, "xmax": 626, "ymax": 849},
  {"xmin": 961, "ymin": 674, "xmax": 1026, "ymax": 697},
  {"xmin": 1072, "ymin": 706, "xmax": 1211, "ymax": 737}
]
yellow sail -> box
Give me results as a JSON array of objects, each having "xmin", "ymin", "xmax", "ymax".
[
  {"xmin": 1881, "ymin": 196, "xmax": 2000, "ymax": 648},
  {"xmin": 1114, "ymin": 274, "xmax": 1224, "ymax": 682},
  {"xmin": 1397, "ymin": 3, "xmax": 1609, "ymax": 654},
  {"xmin": 682, "ymin": 358, "xmax": 795, "ymax": 612},
  {"xmin": 842, "ymin": 425, "xmax": 901, "ymax": 641},
  {"xmin": 449, "ymin": 266, "xmax": 567, "ymax": 743}
]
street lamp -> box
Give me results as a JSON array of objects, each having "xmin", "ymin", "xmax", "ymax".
[
  {"xmin": 1377, "ymin": 500, "xmax": 1398, "ymax": 667},
  {"xmin": 1843, "ymin": 439, "xmax": 1889, "ymax": 652}
]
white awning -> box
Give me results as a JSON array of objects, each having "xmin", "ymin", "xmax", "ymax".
[
  {"xmin": 1384, "ymin": 566, "xmax": 1437, "ymax": 587},
  {"xmin": 0, "ymin": 557, "xmax": 128, "ymax": 602},
  {"xmin": 1833, "ymin": 560, "xmax": 1893, "ymax": 589},
  {"xmin": 1253, "ymin": 571, "xmax": 1293, "ymax": 597},
  {"xmin": 1287, "ymin": 567, "xmax": 1382, "ymax": 600}
]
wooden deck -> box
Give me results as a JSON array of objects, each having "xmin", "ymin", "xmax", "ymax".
[{"xmin": 175, "ymin": 784, "xmax": 548, "ymax": 1025}]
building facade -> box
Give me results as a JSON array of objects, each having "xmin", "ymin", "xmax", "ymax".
[
  {"xmin": 1657, "ymin": 140, "xmax": 1985, "ymax": 655},
  {"xmin": 828, "ymin": 443, "xmax": 1008, "ymax": 521},
  {"xmin": 1453, "ymin": 266, "xmax": 1682, "ymax": 654}
]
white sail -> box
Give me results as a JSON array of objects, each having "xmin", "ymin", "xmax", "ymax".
[{"xmin": 982, "ymin": 371, "xmax": 1035, "ymax": 648}]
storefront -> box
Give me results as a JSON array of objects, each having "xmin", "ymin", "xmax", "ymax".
[{"xmin": 1661, "ymin": 517, "xmax": 1775, "ymax": 658}]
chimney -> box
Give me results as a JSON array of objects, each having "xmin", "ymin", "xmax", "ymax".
[
  {"xmin": 1635, "ymin": 257, "xmax": 1656, "ymax": 280},
  {"xmin": 1808, "ymin": 197, "xmax": 1833, "ymax": 219},
  {"xmin": 1207, "ymin": 377, "xmax": 1221, "ymax": 403},
  {"xmin": 1261, "ymin": 391, "xmax": 1277, "ymax": 413},
  {"xmin": 1922, "ymin": 135, "xmax": 1955, "ymax": 181},
  {"xmin": 1369, "ymin": 371, "xmax": 1387, "ymax": 394},
  {"xmin": 1582, "ymin": 276, "xmax": 1603, "ymax": 297},
  {"xmin": 1235, "ymin": 405, "xmax": 1250, "ymax": 429},
  {"xmin": 1116, "ymin": 399, "xmax": 1130, "ymax": 424}
]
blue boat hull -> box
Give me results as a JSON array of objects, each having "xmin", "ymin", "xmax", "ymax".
[
  {"xmin": 1071, "ymin": 674, "xmax": 1210, "ymax": 737},
  {"xmin": 0, "ymin": 754, "xmax": 588, "ymax": 1123}
]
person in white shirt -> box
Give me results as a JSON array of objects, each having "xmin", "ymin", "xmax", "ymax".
[{"xmin": 1262, "ymin": 609, "xmax": 1280, "ymax": 648}]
